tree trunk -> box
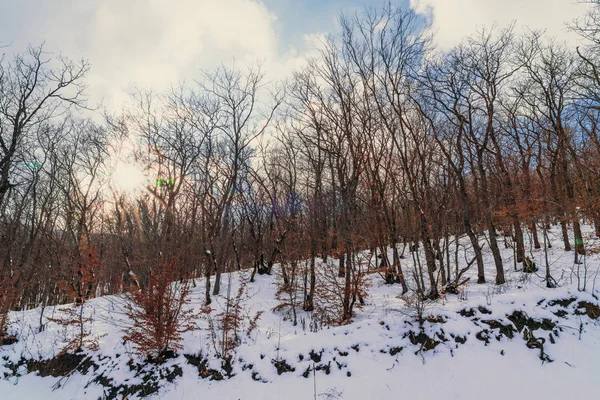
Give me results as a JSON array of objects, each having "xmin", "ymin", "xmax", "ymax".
[
  {"xmin": 204, "ymin": 261, "xmax": 212, "ymax": 305},
  {"xmin": 420, "ymin": 214, "xmax": 438, "ymax": 297},
  {"xmin": 513, "ymin": 217, "xmax": 525, "ymax": 263},
  {"xmin": 478, "ymin": 159, "xmax": 505, "ymax": 285},
  {"xmin": 573, "ymin": 218, "xmax": 585, "ymax": 257},
  {"xmin": 342, "ymin": 242, "xmax": 352, "ymax": 321},
  {"xmin": 560, "ymin": 220, "xmax": 571, "ymax": 251},
  {"xmin": 465, "ymin": 222, "xmax": 485, "ymax": 283},
  {"xmin": 486, "ymin": 210, "xmax": 505, "ymax": 285},
  {"xmin": 530, "ymin": 221, "xmax": 541, "ymax": 249},
  {"xmin": 392, "ymin": 244, "xmax": 408, "ymax": 294}
]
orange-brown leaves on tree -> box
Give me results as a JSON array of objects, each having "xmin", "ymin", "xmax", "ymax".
[{"xmin": 123, "ymin": 255, "xmax": 196, "ymax": 357}]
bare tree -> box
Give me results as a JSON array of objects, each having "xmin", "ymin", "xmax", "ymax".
[{"xmin": 0, "ymin": 44, "xmax": 89, "ymax": 207}]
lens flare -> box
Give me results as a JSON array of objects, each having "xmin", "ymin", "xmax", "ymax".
[{"xmin": 109, "ymin": 160, "xmax": 147, "ymax": 195}]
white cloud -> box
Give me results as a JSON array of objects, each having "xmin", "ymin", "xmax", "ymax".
[
  {"xmin": 4, "ymin": 0, "xmax": 587, "ymax": 112},
  {"xmin": 410, "ymin": 0, "xmax": 589, "ymax": 50},
  {"xmin": 2, "ymin": 0, "xmax": 318, "ymax": 111}
]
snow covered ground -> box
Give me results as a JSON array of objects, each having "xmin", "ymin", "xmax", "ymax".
[{"xmin": 1, "ymin": 225, "xmax": 600, "ymax": 399}]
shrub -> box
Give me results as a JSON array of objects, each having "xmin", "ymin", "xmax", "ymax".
[
  {"xmin": 47, "ymin": 245, "xmax": 100, "ymax": 353},
  {"xmin": 123, "ymin": 255, "xmax": 195, "ymax": 357}
]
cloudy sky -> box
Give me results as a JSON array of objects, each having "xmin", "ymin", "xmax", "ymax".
[{"xmin": 0, "ymin": 0, "xmax": 588, "ymax": 110}]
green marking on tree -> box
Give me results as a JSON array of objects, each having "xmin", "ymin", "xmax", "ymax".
[
  {"xmin": 155, "ymin": 178, "xmax": 174, "ymax": 187},
  {"xmin": 25, "ymin": 161, "xmax": 40, "ymax": 170}
]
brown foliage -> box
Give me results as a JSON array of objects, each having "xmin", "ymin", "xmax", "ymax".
[
  {"xmin": 47, "ymin": 245, "xmax": 100, "ymax": 353},
  {"xmin": 0, "ymin": 272, "xmax": 19, "ymax": 339},
  {"xmin": 122, "ymin": 255, "xmax": 196, "ymax": 357}
]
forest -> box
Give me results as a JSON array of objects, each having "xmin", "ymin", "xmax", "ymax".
[{"xmin": 1, "ymin": 2, "xmax": 600, "ymax": 398}]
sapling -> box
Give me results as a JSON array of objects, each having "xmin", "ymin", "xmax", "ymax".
[{"xmin": 122, "ymin": 255, "xmax": 196, "ymax": 358}]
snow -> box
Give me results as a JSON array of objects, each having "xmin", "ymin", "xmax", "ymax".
[{"xmin": 1, "ymin": 225, "xmax": 600, "ymax": 399}]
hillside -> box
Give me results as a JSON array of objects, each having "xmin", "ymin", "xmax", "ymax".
[{"xmin": 1, "ymin": 226, "xmax": 599, "ymax": 400}]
